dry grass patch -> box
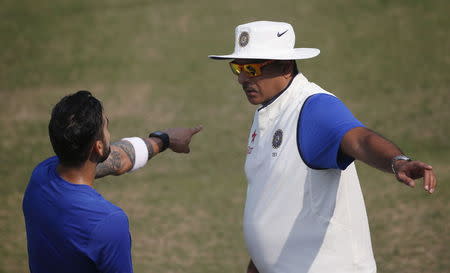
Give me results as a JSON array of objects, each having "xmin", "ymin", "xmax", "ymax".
[{"xmin": 0, "ymin": 191, "xmax": 28, "ymax": 273}]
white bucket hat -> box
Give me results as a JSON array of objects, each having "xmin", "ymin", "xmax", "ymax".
[{"xmin": 209, "ymin": 21, "xmax": 320, "ymax": 60}]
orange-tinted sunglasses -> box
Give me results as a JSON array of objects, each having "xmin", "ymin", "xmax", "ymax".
[{"xmin": 229, "ymin": 60, "xmax": 275, "ymax": 77}]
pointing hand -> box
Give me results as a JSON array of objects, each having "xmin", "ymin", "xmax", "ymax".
[{"xmin": 163, "ymin": 125, "xmax": 203, "ymax": 153}]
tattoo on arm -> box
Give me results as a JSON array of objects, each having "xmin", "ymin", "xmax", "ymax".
[
  {"xmin": 95, "ymin": 138, "xmax": 159, "ymax": 179},
  {"xmin": 95, "ymin": 149, "xmax": 122, "ymax": 178},
  {"xmin": 114, "ymin": 140, "xmax": 136, "ymax": 166},
  {"xmin": 142, "ymin": 138, "xmax": 156, "ymax": 159},
  {"xmin": 95, "ymin": 140, "xmax": 136, "ymax": 179}
]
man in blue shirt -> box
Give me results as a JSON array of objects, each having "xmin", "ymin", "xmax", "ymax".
[
  {"xmin": 209, "ymin": 21, "xmax": 437, "ymax": 273},
  {"xmin": 23, "ymin": 90, "xmax": 202, "ymax": 273}
]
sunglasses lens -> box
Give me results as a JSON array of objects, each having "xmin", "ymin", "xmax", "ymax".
[
  {"xmin": 229, "ymin": 63, "xmax": 241, "ymax": 75},
  {"xmin": 229, "ymin": 61, "xmax": 268, "ymax": 77},
  {"xmin": 244, "ymin": 65, "xmax": 257, "ymax": 76}
]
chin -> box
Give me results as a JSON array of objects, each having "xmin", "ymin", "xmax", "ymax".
[
  {"xmin": 246, "ymin": 96, "xmax": 263, "ymax": 105},
  {"xmin": 247, "ymin": 99, "xmax": 261, "ymax": 105}
]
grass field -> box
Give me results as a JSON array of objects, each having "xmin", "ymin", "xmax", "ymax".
[{"xmin": 1, "ymin": 0, "xmax": 449, "ymax": 272}]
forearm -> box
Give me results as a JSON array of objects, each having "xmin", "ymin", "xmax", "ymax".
[
  {"xmin": 95, "ymin": 137, "xmax": 162, "ymax": 179},
  {"xmin": 95, "ymin": 126, "xmax": 202, "ymax": 178},
  {"xmin": 341, "ymin": 127, "xmax": 403, "ymax": 173}
]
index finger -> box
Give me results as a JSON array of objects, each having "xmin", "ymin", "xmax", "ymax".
[
  {"xmin": 423, "ymin": 169, "xmax": 432, "ymax": 193},
  {"xmin": 190, "ymin": 125, "xmax": 203, "ymax": 135},
  {"xmin": 412, "ymin": 160, "xmax": 433, "ymax": 170},
  {"xmin": 427, "ymin": 169, "xmax": 437, "ymax": 194}
]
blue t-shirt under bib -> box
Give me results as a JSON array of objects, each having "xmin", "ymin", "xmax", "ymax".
[
  {"xmin": 297, "ymin": 93, "xmax": 365, "ymax": 170},
  {"xmin": 23, "ymin": 156, "xmax": 133, "ymax": 273}
]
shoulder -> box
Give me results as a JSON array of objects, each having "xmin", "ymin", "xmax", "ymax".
[
  {"xmin": 88, "ymin": 209, "xmax": 130, "ymax": 248},
  {"xmin": 73, "ymin": 192, "xmax": 126, "ymax": 223},
  {"xmin": 297, "ymin": 93, "xmax": 364, "ymax": 170},
  {"xmin": 57, "ymin": 189, "xmax": 126, "ymax": 239},
  {"xmin": 299, "ymin": 93, "xmax": 344, "ymax": 133},
  {"xmin": 300, "ymin": 93, "xmax": 358, "ymax": 126},
  {"xmin": 302, "ymin": 93, "xmax": 341, "ymax": 111},
  {"xmin": 93, "ymin": 210, "xmax": 129, "ymax": 234},
  {"xmin": 30, "ymin": 156, "xmax": 59, "ymax": 178},
  {"xmin": 38, "ymin": 156, "xmax": 59, "ymax": 168}
]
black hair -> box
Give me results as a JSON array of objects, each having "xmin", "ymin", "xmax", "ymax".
[
  {"xmin": 270, "ymin": 60, "xmax": 299, "ymax": 76},
  {"xmin": 48, "ymin": 90, "xmax": 104, "ymax": 167},
  {"xmin": 292, "ymin": 60, "xmax": 299, "ymax": 75}
]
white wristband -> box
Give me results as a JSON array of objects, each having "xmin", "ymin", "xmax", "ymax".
[{"xmin": 122, "ymin": 137, "xmax": 149, "ymax": 172}]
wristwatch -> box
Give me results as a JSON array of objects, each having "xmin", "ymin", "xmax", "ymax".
[
  {"xmin": 149, "ymin": 131, "xmax": 170, "ymax": 152},
  {"xmin": 391, "ymin": 155, "xmax": 412, "ymax": 174}
]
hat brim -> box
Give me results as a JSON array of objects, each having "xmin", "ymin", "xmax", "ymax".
[{"xmin": 208, "ymin": 48, "xmax": 320, "ymax": 60}]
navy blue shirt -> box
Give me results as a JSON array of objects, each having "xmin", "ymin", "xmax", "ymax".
[
  {"xmin": 23, "ymin": 156, "xmax": 133, "ymax": 273},
  {"xmin": 297, "ymin": 93, "xmax": 364, "ymax": 170}
]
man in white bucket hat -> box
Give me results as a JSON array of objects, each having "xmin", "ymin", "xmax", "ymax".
[{"xmin": 209, "ymin": 21, "xmax": 437, "ymax": 273}]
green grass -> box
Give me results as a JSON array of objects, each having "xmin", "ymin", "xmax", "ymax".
[{"xmin": 1, "ymin": 0, "xmax": 449, "ymax": 272}]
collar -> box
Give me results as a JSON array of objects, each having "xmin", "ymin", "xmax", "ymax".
[
  {"xmin": 258, "ymin": 76, "xmax": 295, "ymax": 111},
  {"xmin": 254, "ymin": 74, "xmax": 308, "ymax": 131},
  {"xmin": 258, "ymin": 73, "xmax": 308, "ymax": 113}
]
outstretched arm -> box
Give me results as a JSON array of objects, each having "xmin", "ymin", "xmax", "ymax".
[
  {"xmin": 95, "ymin": 138, "xmax": 159, "ymax": 178},
  {"xmin": 341, "ymin": 127, "xmax": 437, "ymax": 193},
  {"xmin": 95, "ymin": 126, "xmax": 202, "ymax": 179}
]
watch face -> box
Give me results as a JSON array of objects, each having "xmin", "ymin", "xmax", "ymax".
[
  {"xmin": 150, "ymin": 131, "xmax": 165, "ymax": 137},
  {"xmin": 149, "ymin": 131, "xmax": 169, "ymax": 150}
]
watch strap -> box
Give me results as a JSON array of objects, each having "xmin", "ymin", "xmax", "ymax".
[
  {"xmin": 391, "ymin": 155, "xmax": 412, "ymax": 174},
  {"xmin": 149, "ymin": 131, "xmax": 170, "ymax": 152}
]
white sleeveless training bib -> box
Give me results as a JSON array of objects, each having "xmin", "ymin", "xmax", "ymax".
[{"xmin": 244, "ymin": 74, "xmax": 376, "ymax": 273}]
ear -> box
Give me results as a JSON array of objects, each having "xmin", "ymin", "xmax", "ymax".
[
  {"xmin": 282, "ymin": 61, "xmax": 294, "ymax": 79},
  {"xmin": 93, "ymin": 139, "xmax": 105, "ymax": 158}
]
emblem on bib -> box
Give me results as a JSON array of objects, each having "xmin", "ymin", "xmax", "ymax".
[
  {"xmin": 239, "ymin": 31, "xmax": 249, "ymax": 47},
  {"xmin": 272, "ymin": 129, "xmax": 283, "ymax": 149},
  {"xmin": 251, "ymin": 130, "xmax": 257, "ymax": 143}
]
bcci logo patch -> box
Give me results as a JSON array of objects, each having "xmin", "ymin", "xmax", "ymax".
[
  {"xmin": 272, "ymin": 129, "xmax": 283, "ymax": 149},
  {"xmin": 239, "ymin": 31, "xmax": 249, "ymax": 47}
]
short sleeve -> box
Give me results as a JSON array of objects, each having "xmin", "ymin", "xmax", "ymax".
[
  {"xmin": 297, "ymin": 93, "xmax": 365, "ymax": 170},
  {"xmin": 87, "ymin": 211, "xmax": 133, "ymax": 273}
]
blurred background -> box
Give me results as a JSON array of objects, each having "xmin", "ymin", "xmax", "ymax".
[{"xmin": 1, "ymin": 0, "xmax": 449, "ymax": 272}]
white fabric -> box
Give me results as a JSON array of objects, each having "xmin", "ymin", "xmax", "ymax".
[
  {"xmin": 122, "ymin": 137, "xmax": 148, "ymax": 172},
  {"xmin": 208, "ymin": 21, "xmax": 319, "ymax": 60},
  {"xmin": 243, "ymin": 74, "xmax": 376, "ymax": 273}
]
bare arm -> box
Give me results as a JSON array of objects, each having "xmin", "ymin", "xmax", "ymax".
[
  {"xmin": 95, "ymin": 126, "xmax": 202, "ymax": 179},
  {"xmin": 95, "ymin": 139, "xmax": 158, "ymax": 179},
  {"xmin": 341, "ymin": 127, "xmax": 402, "ymax": 172},
  {"xmin": 341, "ymin": 127, "xmax": 437, "ymax": 193}
]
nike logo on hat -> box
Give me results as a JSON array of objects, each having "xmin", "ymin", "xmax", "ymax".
[{"xmin": 277, "ymin": 30, "xmax": 288, "ymax": 37}]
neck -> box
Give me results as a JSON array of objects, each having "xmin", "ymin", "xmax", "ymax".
[
  {"xmin": 279, "ymin": 73, "xmax": 295, "ymax": 91},
  {"xmin": 57, "ymin": 161, "xmax": 97, "ymax": 187},
  {"xmin": 261, "ymin": 74, "xmax": 296, "ymax": 107}
]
